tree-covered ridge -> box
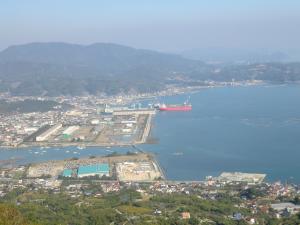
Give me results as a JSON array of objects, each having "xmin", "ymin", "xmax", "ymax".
[
  {"xmin": 0, "ymin": 99, "xmax": 62, "ymax": 113},
  {"xmin": 1, "ymin": 188, "xmax": 300, "ymax": 225},
  {"xmin": 0, "ymin": 42, "xmax": 200, "ymax": 96},
  {"xmin": 0, "ymin": 43, "xmax": 300, "ymax": 96},
  {"xmin": 0, "ymin": 203, "xmax": 37, "ymax": 225}
]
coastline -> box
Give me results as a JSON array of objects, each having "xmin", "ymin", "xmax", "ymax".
[{"xmin": 0, "ymin": 80, "xmax": 269, "ymax": 150}]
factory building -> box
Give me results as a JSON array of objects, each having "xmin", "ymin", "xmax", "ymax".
[
  {"xmin": 113, "ymin": 109, "xmax": 156, "ymax": 116},
  {"xmin": 62, "ymin": 169, "xmax": 73, "ymax": 177},
  {"xmin": 77, "ymin": 163, "xmax": 109, "ymax": 178},
  {"xmin": 218, "ymin": 172, "xmax": 266, "ymax": 184},
  {"xmin": 36, "ymin": 124, "xmax": 62, "ymax": 142},
  {"xmin": 90, "ymin": 119, "xmax": 100, "ymax": 125},
  {"xmin": 120, "ymin": 120, "xmax": 137, "ymax": 124},
  {"xmin": 62, "ymin": 126, "xmax": 79, "ymax": 135}
]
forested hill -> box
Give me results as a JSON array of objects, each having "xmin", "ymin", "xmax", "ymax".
[
  {"xmin": 0, "ymin": 42, "xmax": 300, "ymax": 96},
  {"xmin": 0, "ymin": 42, "xmax": 202, "ymax": 73},
  {"xmin": 0, "ymin": 42, "xmax": 205, "ymax": 96}
]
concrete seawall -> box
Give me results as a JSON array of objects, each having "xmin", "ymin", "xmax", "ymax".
[{"xmin": 136, "ymin": 114, "xmax": 153, "ymax": 144}]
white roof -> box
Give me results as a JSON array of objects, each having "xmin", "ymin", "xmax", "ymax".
[{"xmin": 271, "ymin": 203, "xmax": 300, "ymax": 211}]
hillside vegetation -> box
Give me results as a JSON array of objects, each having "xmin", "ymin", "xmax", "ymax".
[{"xmin": 0, "ymin": 43, "xmax": 300, "ymax": 96}]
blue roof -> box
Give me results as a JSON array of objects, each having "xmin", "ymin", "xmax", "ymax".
[
  {"xmin": 62, "ymin": 169, "xmax": 73, "ymax": 177},
  {"xmin": 77, "ymin": 163, "xmax": 109, "ymax": 175}
]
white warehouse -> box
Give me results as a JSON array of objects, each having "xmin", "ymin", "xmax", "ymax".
[
  {"xmin": 62, "ymin": 126, "xmax": 79, "ymax": 135},
  {"xmin": 36, "ymin": 124, "xmax": 62, "ymax": 142}
]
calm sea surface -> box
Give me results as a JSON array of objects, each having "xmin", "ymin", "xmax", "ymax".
[{"xmin": 1, "ymin": 85, "xmax": 300, "ymax": 182}]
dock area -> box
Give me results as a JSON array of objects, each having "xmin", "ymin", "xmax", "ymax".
[
  {"xmin": 27, "ymin": 152, "xmax": 164, "ymax": 182},
  {"xmin": 20, "ymin": 108, "xmax": 156, "ymax": 148}
]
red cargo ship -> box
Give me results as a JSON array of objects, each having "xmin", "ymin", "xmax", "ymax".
[{"xmin": 157, "ymin": 103, "xmax": 192, "ymax": 111}]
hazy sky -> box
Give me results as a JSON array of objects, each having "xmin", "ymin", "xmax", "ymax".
[{"xmin": 1, "ymin": 0, "xmax": 300, "ymax": 52}]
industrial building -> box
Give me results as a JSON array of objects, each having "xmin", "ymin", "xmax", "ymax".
[
  {"xmin": 62, "ymin": 126, "xmax": 79, "ymax": 135},
  {"xmin": 113, "ymin": 109, "xmax": 156, "ymax": 116},
  {"xmin": 77, "ymin": 163, "xmax": 109, "ymax": 178},
  {"xmin": 218, "ymin": 172, "xmax": 266, "ymax": 184},
  {"xmin": 116, "ymin": 161, "xmax": 162, "ymax": 181},
  {"xmin": 62, "ymin": 169, "xmax": 73, "ymax": 177},
  {"xmin": 36, "ymin": 124, "xmax": 62, "ymax": 142},
  {"xmin": 271, "ymin": 203, "xmax": 300, "ymax": 216}
]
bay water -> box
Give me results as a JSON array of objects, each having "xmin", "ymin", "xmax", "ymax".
[{"xmin": 1, "ymin": 85, "xmax": 300, "ymax": 182}]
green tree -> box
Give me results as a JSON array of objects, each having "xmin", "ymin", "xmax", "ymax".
[{"xmin": 0, "ymin": 204, "xmax": 37, "ymax": 225}]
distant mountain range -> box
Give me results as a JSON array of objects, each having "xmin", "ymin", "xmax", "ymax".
[
  {"xmin": 181, "ymin": 47, "xmax": 290, "ymax": 63},
  {"xmin": 0, "ymin": 42, "xmax": 299, "ymax": 96}
]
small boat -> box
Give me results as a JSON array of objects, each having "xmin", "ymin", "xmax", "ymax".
[{"xmin": 172, "ymin": 152, "xmax": 184, "ymax": 156}]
